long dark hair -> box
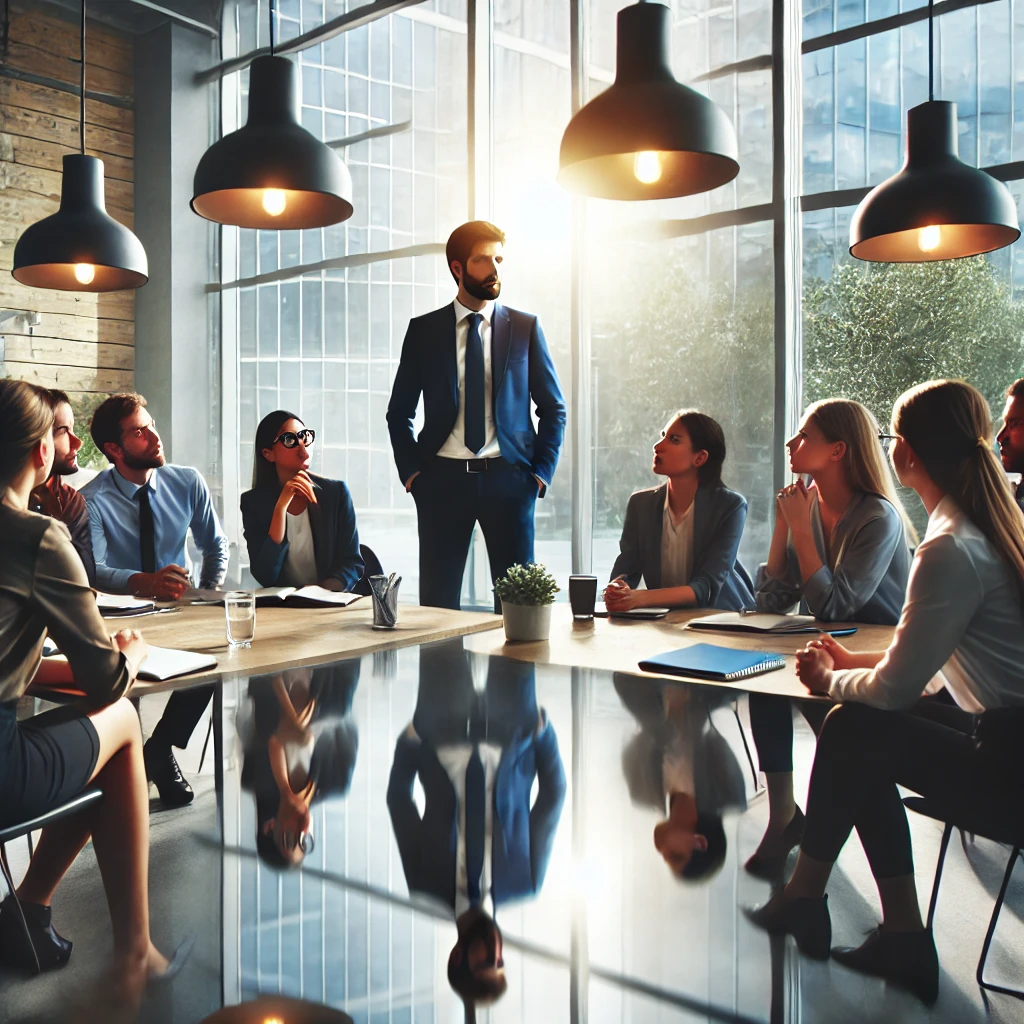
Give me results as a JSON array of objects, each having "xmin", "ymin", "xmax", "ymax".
[
  {"xmin": 0, "ymin": 379, "xmax": 55, "ymax": 490},
  {"xmin": 894, "ymin": 379, "xmax": 1024, "ymax": 604},
  {"xmin": 252, "ymin": 409, "xmax": 302, "ymax": 490},
  {"xmin": 672, "ymin": 409, "xmax": 726, "ymax": 484}
]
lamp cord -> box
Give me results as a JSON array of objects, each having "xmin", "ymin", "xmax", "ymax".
[
  {"xmin": 79, "ymin": 0, "xmax": 85, "ymax": 154},
  {"xmin": 269, "ymin": 0, "xmax": 276, "ymax": 56},
  {"xmin": 928, "ymin": 0, "xmax": 934, "ymax": 102}
]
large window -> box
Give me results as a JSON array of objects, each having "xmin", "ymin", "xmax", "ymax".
[
  {"xmin": 801, "ymin": 0, "xmax": 1024, "ymax": 536},
  {"xmin": 220, "ymin": 0, "xmax": 1024, "ymax": 601}
]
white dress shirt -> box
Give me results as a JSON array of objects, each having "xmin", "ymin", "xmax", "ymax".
[
  {"xmin": 438, "ymin": 298, "xmax": 501, "ymax": 460},
  {"xmin": 660, "ymin": 490, "xmax": 695, "ymax": 589},
  {"xmin": 282, "ymin": 507, "xmax": 317, "ymax": 587},
  {"xmin": 436, "ymin": 740, "xmax": 502, "ymax": 917},
  {"xmin": 829, "ymin": 495, "xmax": 1024, "ymax": 712}
]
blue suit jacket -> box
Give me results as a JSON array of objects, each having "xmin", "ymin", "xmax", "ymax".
[
  {"xmin": 387, "ymin": 714, "xmax": 566, "ymax": 911},
  {"xmin": 609, "ymin": 481, "xmax": 755, "ymax": 611},
  {"xmin": 386, "ymin": 302, "xmax": 566, "ymax": 492}
]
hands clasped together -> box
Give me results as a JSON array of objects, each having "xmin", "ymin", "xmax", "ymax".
[{"xmin": 794, "ymin": 632, "xmax": 859, "ymax": 695}]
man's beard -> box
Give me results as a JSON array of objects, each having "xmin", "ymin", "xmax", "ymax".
[
  {"xmin": 50, "ymin": 455, "xmax": 79, "ymax": 476},
  {"xmin": 462, "ymin": 269, "xmax": 501, "ymax": 302},
  {"xmin": 123, "ymin": 450, "xmax": 165, "ymax": 471}
]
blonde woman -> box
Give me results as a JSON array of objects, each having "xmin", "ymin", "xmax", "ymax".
[
  {"xmin": 746, "ymin": 399, "xmax": 914, "ymax": 878},
  {"xmin": 747, "ymin": 380, "xmax": 1024, "ymax": 1003}
]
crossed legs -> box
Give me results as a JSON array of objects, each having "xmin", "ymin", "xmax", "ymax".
[{"xmin": 16, "ymin": 696, "xmax": 168, "ymax": 996}]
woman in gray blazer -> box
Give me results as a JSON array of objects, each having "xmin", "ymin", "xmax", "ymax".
[
  {"xmin": 605, "ymin": 410, "xmax": 755, "ymax": 613},
  {"xmin": 747, "ymin": 398, "xmax": 913, "ymax": 879}
]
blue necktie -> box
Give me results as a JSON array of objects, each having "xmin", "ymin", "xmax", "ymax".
[
  {"xmin": 464, "ymin": 312, "xmax": 485, "ymax": 455},
  {"xmin": 465, "ymin": 746, "xmax": 485, "ymax": 904}
]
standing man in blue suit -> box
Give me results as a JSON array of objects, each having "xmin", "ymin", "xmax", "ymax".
[
  {"xmin": 386, "ymin": 221, "xmax": 566, "ymax": 609},
  {"xmin": 387, "ymin": 639, "xmax": 566, "ymax": 1006}
]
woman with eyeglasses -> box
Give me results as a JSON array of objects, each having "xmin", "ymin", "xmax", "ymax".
[
  {"xmin": 240, "ymin": 410, "xmax": 364, "ymax": 591},
  {"xmin": 747, "ymin": 380, "xmax": 1024, "ymax": 1003},
  {"xmin": 746, "ymin": 399, "xmax": 914, "ymax": 879}
]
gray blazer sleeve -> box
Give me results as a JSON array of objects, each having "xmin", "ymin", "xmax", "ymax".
[
  {"xmin": 755, "ymin": 542, "xmax": 804, "ymax": 614},
  {"xmin": 802, "ymin": 506, "xmax": 905, "ymax": 621},
  {"xmin": 689, "ymin": 490, "xmax": 748, "ymax": 608},
  {"xmin": 609, "ymin": 492, "xmax": 644, "ymax": 588}
]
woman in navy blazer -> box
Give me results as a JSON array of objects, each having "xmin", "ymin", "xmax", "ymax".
[
  {"xmin": 240, "ymin": 410, "xmax": 364, "ymax": 591},
  {"xmin": 606, "ymin": 410, "xmax": 755, "ymax": 612}
]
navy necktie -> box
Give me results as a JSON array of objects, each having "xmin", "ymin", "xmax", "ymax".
[
  {"xmin": 136, "ymin": 484, "xmax": 156, "ymax": 574},
  {"xmin": 464, "ymin": 312, "xmax": 485, "ymax": 455},
  {"xmin": 465, "ymin": 746, "xmax": 486, "ymax": 904}
]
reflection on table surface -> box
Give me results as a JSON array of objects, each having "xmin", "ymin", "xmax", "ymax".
[{"xmin": 218, "ymin": 635, "xmax": 774, "ymax": 1022}]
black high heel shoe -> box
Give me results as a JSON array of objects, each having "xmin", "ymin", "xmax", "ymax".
[
  {"xmin": 0, "ymin": 894, "xmax": 73, "ymax": 972},
  {"xmin": 744, "ymin": 891, "xmax": 831, "ymax": 960},
  {"xmin": 832, "ymin": 927, "xmax": 939, "ymax": 1005},
  {"xmin": 745, "ymin": 807, "xmax": 806, "ymax": 880}
]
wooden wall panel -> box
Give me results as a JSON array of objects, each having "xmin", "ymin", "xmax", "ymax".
[{"xmin": 1, "ymin": 1, "xmax": 136, "ymax": 428}]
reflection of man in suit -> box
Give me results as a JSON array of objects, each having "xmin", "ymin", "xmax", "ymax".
[
  {"xmin": 386, "ymin": 221, "xmax": 566, "ymax": 610},
  {"xmin": 387, "ymin": 639, "xmax": 566, "ymax": 1005}
]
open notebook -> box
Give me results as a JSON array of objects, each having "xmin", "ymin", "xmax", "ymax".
[
  {"xmin": 138, "ymin": 645, "xmax": 217, "ymax": 681},
  {"xmin": 96, "ymin": 593, "xmax": 156, "ymax": 617},
  {"xmin": 687, "ymin": 612, "xmax": 857, "ymax": 637},
  {"xmin": 40, "ymin": 643, "xmax": 215, "ymax": 683},
  {"xmin": 185, "ymin": 586, "xmax": 363, "ymax": 609}
]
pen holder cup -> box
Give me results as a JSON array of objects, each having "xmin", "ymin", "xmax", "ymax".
[{"xmin": 369, "ymin": 575, "xmax": 400, "ymax": 628}]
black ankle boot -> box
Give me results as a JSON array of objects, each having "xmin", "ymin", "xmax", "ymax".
[
  {"xmin": 745, "ymin": 807, "xmax": 806, "ymax": 880},
  {"xmin": 744, "ymin": 892, "xmax": 831, "ymax": 960},
  {"xmin": 0, "ymin": 894, "xmax": 73, "ymax": 972},
  {"xmin": 832, "ymin": 927, "xmax": 939, "ymax": 1005}
]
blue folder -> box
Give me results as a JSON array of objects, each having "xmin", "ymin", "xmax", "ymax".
[{"xmin": 639, "ymin": 643, "xmax": 785, "ymax": 682}]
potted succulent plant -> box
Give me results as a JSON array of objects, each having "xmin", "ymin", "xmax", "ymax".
[{"xmin": 494, "ymin": 562, "xmax": 560, "ymax": 642}]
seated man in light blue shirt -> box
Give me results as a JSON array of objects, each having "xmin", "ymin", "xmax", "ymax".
[{"xmin": 82, "ymin": 392, "xmax": 229, "ymax": 808}]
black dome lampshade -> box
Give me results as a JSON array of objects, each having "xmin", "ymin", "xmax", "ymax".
[
  {"xmin": 13, "ymin": 155, "xmax": 149, "ymax": 291},
  {"xmin": 11, "ymin": 0, "xmax": 148, "ymax": 292},
  {"xmin": 556, "ymin": 1, "xmax": 739, "ymax": 201},
  {"xmin": 191, "ymin": 54, "xmax": 354, "ymax": 230},
  {"xmin": 850, "ymin": 101, "xmax": 1020, "ymax": 261}
]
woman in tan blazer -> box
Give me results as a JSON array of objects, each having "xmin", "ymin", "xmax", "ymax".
[{"xmin": 0, "ymin": 380, "xmax": 176, "ymax": 1011}]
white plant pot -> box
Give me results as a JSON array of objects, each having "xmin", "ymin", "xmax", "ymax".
[{"xmin": 501, "ymin": 601, "xmax": 553, "ymax": 642}]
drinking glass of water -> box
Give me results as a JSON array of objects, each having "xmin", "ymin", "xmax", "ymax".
[{"xmin": 225, "ymin": 591, "xmax": 256, "ymax": 648}]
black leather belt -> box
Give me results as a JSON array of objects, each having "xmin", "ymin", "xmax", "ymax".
[{"xmin": 437, "ymin": 456, "xmax": 507, "ymax": 473}]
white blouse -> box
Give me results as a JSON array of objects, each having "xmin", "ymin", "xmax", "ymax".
[
  {"xmin": 282, "ymin": 507, "xmax": 317, "ymax": 587},
  {"xmin": 829, "ymin": 496, "xmax": 1024, "ymax": 712}
]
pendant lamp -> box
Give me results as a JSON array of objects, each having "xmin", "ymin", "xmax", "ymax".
[
  {"xmin": 12, "ymin": 0, "xmax": 148, "ymax": 291},
  {"xmin": 200, "ymin": 996, "xmax": 353, "ymax": 1023},
  {"xmin": 191, "ymin": 0, "xmax": 353, "ymax": 229},
  {"xmin": 849, "ymin": 0, "xmax": 1019, "ymax": 261},
  {"xmin": 556, "ymin": 1, "xmax": 739, "ymax": 201}
]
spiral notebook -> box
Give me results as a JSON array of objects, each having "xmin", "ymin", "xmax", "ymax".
[{"xmin": 638, "ymin": 643, "xmax": 786, "ymax": 682}]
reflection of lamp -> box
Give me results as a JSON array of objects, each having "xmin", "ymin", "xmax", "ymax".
[
  {"xmin": 849, "ymin": 0, "xmax": 1019, "ymax": 261},
  {"xmin": 191, "ymin": 0, "xmax": 353, "ymax": 229},
  {"xmin": 557, "ymin": 2, "xmax": 738, "ymax": 200},
  {"xmin": 12, "ymin": 0, "xmax": 148, "ymax": 291},
  {"xmin": 200, "ymin": 997, "xmax": 353, "ymax": 1023}
]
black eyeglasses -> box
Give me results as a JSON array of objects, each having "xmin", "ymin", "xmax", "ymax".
[
  {"xmin": 878, "ymin": 432, "xmax": 898, "ymax": 454},
  {"xmin": 273, "ymin": 428, "xmax": 316, "ymax": 449}
]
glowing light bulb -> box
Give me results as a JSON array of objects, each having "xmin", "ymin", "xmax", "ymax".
[
  {"xmin": 74, "ymin": 263, "xmax": 95, "ymax": 285},
  {"xmin": 262, "ymin": 189, "xmax": 287, "ymax": 217},
  {"xmin": 633, "ymin": 151, "xmax": 662, "ymax": 185},
  {"xmin": 918, "ymin": 224, "xmax": 941, "ymax": 253}
]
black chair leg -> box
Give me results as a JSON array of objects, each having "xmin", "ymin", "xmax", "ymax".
[
  {"xmin": 733, "ymin": 704, "xmax": 760, "ymax": 791},
  {"xmin": 0, "ymin": 843, "xmax": 40, "ymax": 976},
  {"xmin": 197, "ymin": 712, "xmax": 214, "ymax": 774},
  {"xmin": 926, "ymin": 821, "xmax": 953, "ymax": 930},
  {"xmin": 976, "ymin": 847, "xmax": 1024, "ymax": 1000}
]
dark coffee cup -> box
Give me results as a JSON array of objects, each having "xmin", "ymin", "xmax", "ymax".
[{"xmin": 569, "ymin": 575, "xmax": 598, "ymax": 619}]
